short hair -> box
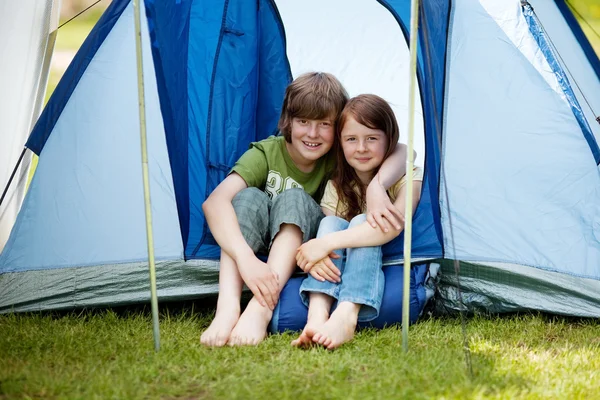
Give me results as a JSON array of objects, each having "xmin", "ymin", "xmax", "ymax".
[{"xmin": 278, "ymin": 72, "xmax": 349, "ymax": 143}]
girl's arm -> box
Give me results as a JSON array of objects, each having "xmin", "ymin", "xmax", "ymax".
[
  {"xmin": 297, "ymin": 206, "xmax": 342, "ymax": 283},
  {"xmin": 366, "ymin": 143, "xmax": 414, "ymax": 231},
  {"xmin": 296, "ymin": 180, "xmax": 422, "ymax": 271}
]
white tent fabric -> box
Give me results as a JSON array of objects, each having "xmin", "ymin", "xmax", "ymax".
[
  {"xmin": 0, "ymin": 1, "xmax": 61, "ymax": 252},
  {"xmin": 274, "ymin": 0, "xmax": 425, "ymax": 167}
]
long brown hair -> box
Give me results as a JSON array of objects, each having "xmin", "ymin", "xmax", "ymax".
[
  {"xmin": 332, "ymin": 94, "xmax": 399, "ymax": 221},
  {"xmin": 278, "ymin": 72, "xmax": 348, "ymax": 143}
]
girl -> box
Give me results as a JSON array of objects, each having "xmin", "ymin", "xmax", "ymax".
[{"xmin": 291, "ymin": 94, "xmax": 423, "ymax": 350}]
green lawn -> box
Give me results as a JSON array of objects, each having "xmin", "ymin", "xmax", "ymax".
[{"xmin": 1, "ymin": 309, "xmax": 599, "ymax": 399}]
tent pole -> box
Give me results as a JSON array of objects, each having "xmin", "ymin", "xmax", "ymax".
[
  {"xmin": 0, "ymin": 148, "xmax": 27, "ymax": 207},
  {"xmin": 133, "ymin": 0, "xmax": 160, "ymax": 352},
  {"xmin": 402, "ymin": 0, "xmax": 421, "ymax": 353}
]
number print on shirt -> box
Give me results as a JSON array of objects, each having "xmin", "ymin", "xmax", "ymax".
[{"xmin": 265, "ymin": 171, "xmax": 303, "ymax": 199}]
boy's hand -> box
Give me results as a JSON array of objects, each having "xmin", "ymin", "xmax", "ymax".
[
  {"xmin": 366, "ymin": 178, "xmax": 404, "ymax": 232},
  {"xmin": 306, "ymin": 258, "xmax": 341, "ymax": 283},
  {"xmin": 238, "ymin": 256, "xmax": 279, "ymax": 310},
  {"xmin": 296, "ymin": 239, "xmax": 338, "ymax": 272}
]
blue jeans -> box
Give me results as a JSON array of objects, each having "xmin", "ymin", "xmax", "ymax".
[{"xmin": 299, "ymin": 214, "xmax": 384, "ymax": 322}]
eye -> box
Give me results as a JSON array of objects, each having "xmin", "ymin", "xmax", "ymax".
[
  {"xmin": 367, "ymin": 136, "xmax": 378, "ymax": 141},
  {"xmin": 345, "ymin": 137, "xmax": 356, "ymax": 142},
  {"xmin": 297, "ymin": 119, "xmax": 308, "ymax": 125},
  {"xmin": 320, "ymin": 121, "xmax": 332, "ymax": 127}
]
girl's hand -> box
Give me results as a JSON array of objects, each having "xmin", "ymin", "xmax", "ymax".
[
  {"xmin": 307, "ymin": 258, "xmax": 341, "ymax": 283},
  {"xmin": 366, "ymin": 177, "xmax": 404, "ymax": 232},
  {"xmin": 296, "ymin": 239, "xmax": 340, "ymax": 274}
]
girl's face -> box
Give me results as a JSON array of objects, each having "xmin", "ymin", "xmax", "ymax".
[{"xmin": 340, "ymin": 116, "xmax": 389, "ymax": 184}]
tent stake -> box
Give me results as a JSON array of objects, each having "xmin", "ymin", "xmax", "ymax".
[
  {"xmin": 402, "ymin": 0, "xmax": 421, "ymax": 353},
  {"xmin": 133, "ymin": 0, "xmax": 160, "ymax": 352}
]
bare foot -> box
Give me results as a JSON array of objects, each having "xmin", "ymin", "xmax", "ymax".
[
  {"xmin": 291, "ymin": 308, "xmax": 329, "ymax": 348},
  {"xmin": 312, "ymin": 302, "xmax": 360, "ymax": 350},
  {"xmin": 228, "ymin": 298, "xmax": 272, "ymax": 346},
  {"xmin": 200, "ymin": 303, "xmax": 241, "ymax": 347}
]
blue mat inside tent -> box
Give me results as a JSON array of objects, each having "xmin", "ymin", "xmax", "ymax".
[{"xmin": 269, "ymin": 263, "xmax": 437, "ymax": 333}]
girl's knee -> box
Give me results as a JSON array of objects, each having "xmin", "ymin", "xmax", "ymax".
[
  {"xmin": 348, "ymin": 213, "xmax": 368, "ymax": 228},
  {"xmin": 317, "ymin": 215, "xmax": 348, "ymax": 236}
]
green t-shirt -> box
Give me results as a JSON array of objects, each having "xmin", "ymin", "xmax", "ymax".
[{"xmin": 231, "ymin": 136, "xmax": 334, "ymax": 202}]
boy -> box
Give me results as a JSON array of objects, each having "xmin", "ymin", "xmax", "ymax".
[{"xmin": 201, "ymin": 72, "xmax": 407, "ymax": 346}]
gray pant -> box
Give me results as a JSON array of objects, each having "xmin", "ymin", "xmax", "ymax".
[{"xmin": 232, "ymin": 188, "xmax": 324, "ymax": 254}]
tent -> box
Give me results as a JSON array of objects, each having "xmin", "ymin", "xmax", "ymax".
[
  {"xmin": 1, "ymin": 0, "xmax": 599, "ymax": 320},
  {"xmin": 0, "ymin": 1, "xmax": 60, "ymax": 254}
]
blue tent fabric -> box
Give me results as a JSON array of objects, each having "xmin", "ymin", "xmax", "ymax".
[
  {"xmin": 144, "ymin": 0, "xmax": 193, "ymax": 250},
  {"xmin": 188, "ymin": 0, "xmax": 292, "ymax": 259},
  {"xmin": 372, "ymin": 0, "xmax": 448, "ymax": 262},
  {"xmin": 26, "ymin": 0, "xmax": 130, "ymax": 155},
  {"xmin": 523, "ymin": 4, "xmax": 600, "ymax": 164}
]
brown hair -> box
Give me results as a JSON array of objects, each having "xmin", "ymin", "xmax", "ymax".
[
  {"xmin": 332, "ymin": 94, "xmax": 400, "ymax": 221},
  {"xmin": 278, "ymin": 72, "xmax": 349, "ymax": 143}
]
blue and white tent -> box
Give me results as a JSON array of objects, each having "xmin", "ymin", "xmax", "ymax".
[{"xmin": 1, "ymin": 0, "xmax": 599, "ymax": 318}]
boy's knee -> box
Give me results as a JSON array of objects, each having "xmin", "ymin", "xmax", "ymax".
[
  {"xmin": 233, "ymin": 187, "xmax": 269, "ymax": 204},
  {"xmin": 269, "ymin": 189, "xmax": 322, "ymax": 243},
  {"xmin": 271, "ymin": 187, "xmax": 311, "ymax": 206},
  {"xmin": 348, "ymin": 213, "xmax": 368, "ymax": 228},
  {"xmin": 232, "ymin": 188, "xmax": 271, "ymax": 252},
  {"xmin": 232, "ymin": 187, "xmax": 270, "ymax": 215}
]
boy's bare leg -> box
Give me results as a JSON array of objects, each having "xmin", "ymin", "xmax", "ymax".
[
  {"xmin": 312, "ymin": 301, "xmax": 360, "ymax": 350},
  {"xmin": 291, "ymin": 293, "xmax": 333, "ymax": 348},
  {"xmin": 228, "ymin": 224, "xmax": 302, "ymax": 346},
  {"xmin": 200, "ymin": 250, "xmax": 243, "ymax": 346}
]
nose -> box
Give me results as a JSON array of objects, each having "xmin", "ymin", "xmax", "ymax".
[
  {"xmin": 357, "ymin": 139, "xmax": 367, "ymax": 152},
  {"xmin": 307, "ymin": 122, "xmax": 318, "ymax": 138}
]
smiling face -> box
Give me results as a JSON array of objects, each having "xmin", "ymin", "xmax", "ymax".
[
  {"xmin": 285, "ymin": 116, "xmax": 335, "ymax": 172},
  {"xmin": 340, "ymin": 116, "xmax": 389, "ymax": 184}
]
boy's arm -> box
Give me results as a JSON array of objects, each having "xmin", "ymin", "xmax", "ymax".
[
  {"xmin": 202, "ymin": 173, "xmax": 279, "ymax": 310},
  {"xmin": 366, "ymin": 143, "xmax": 413, "ymax": 232},
  {"xmin": 297, "ymin": 180, "xmax": 422, "ymax": 271}
]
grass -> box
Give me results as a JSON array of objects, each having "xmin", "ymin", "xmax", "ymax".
[{"xmin": 1, "ymin": 309, "xmax": 599, "ymax": 399}]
